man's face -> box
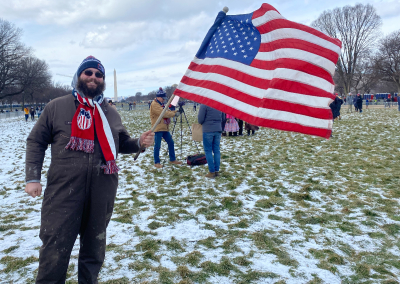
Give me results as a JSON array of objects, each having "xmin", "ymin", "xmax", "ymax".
[
  {"xmin": 158, "ymin": 97, "xmax": 164, "ymax": 103},
  {"xmin": 77, "ymin": 68, "xmax": 105, "ymax": 98}
]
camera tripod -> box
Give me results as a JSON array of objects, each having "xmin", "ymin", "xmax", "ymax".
[{"xmin": 161, "ymin": 105, "xmax": 200, "ymax": 165}]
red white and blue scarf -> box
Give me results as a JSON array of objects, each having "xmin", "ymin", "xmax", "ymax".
[{"xmin": 65, "ymin": 91, "xmax": 119, "ymax": 174}]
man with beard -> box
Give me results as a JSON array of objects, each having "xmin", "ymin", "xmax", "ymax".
[{"xmin": 25, "ymin": 56, "xmax": 154, "ymax": 283}]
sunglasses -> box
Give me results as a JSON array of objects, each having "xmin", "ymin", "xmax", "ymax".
[{"xmin": 84, "ymin": 70, "xmax": 104, "ymax": 78}]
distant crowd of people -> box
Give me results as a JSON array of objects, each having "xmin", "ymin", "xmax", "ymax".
[
  {"xmin": 342, "ymin": 94, "xmax": 399, "ymax": 110},
  {"xmin": 23, "ymin": 106, "xmax": 43, "ymax": 121}
]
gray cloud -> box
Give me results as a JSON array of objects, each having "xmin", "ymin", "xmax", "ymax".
[
  {"xmin": 78, "ymin": 12, "xmax": 212, "ymax": 50},
  {"xmin": 1, "ymin": 0, "xmax": 399, "ymax": 97}
]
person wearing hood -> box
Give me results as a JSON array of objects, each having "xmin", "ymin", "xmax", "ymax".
[
  {"xmin": 353, "ymin": 95, "xmax": 358, "ymax": 112},
  {"xmin": 356, "ymin": 93, "xmax": 363, "ymax": 113},
  {"xmin": 30, "ymin": 106, "xmax": 36, "ymax": 121},
  {"xmin": 330, "ymin": 93, "xmax": 343, "ymax": 120},
  {"xmin": 24, "ymin": 106, "xmax": 29, "ymax": 121},
  {"xmin": 24, "ymin": 56, "xmax": 154, "ymax": 283}
]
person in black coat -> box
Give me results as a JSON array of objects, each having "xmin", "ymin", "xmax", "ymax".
[
  {"xmin": 353, "ymin": 95, "xmax": 358, "ymax": 112},
  {"xmin": 356, "ymin": 94, "xmax": 363, "ymax": 113},
  {"xmin": 334, "ymin": 94, "xmax": 343, "ymax": 120},
  {"xmin": 221, "ymin": 113, "xmax": 227, "ymax": 136}
]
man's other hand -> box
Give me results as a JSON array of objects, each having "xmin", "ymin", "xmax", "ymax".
[
  {"xmin": 140, "ymin": 130, "xmax": 155, "ymax": 147},
  {"xmin": 25, "ymin": 183, "xmax": 42, "ymax": 198}
]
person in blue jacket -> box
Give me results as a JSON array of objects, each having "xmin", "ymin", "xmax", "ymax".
[
  {"xmin": 397, "ymin": 96, "xmax": 400, "ymax": 111},
  {"xmin": 198, "ymin": 104, "xmax": 224, "ymax": 178}
]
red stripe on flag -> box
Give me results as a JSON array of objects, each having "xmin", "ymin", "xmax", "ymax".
[
  {"xmin": 256, "ymin": 19, "xmax": 342, "ymax": 48},
  {"xmin": 269, "ymin": 78, "xmax": 335, "ymax": 101},
  {"xmin": 181, "ymin": 76, "xmax": 333, "ymax": 120},
  {"xmin": 252, "ymin": 3, "xmax": 280, "ymax": 19},
  {"xmin": 189, "ymin": 61, "xmax": 334, "ymax": 98},
  {"xmin": 259, "ymin": 39, "xmax": 339, "ymax": 64},
  {"xmin": 249, "ymin": 58, "xmax": 334, "ymax": 84},
  {"xmin": 174, "ymin": 89, "xmax": 332, "ymax": 139}
]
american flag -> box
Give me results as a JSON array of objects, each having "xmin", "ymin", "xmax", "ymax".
[{"xmin": 174, "ymin": 3, "xmax": 342, "ymax": 138}]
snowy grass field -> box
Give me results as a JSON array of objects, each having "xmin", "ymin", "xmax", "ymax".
[{"xmin": 0, "ymin": 106, "xmax": 399, "ymax": 284}]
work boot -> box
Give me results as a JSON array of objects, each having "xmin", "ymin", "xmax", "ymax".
[
  {"xmin": 154, "ymin": 163, "xmax": 163, "ymax": 169},
  {"xmin": 205, "ymin": 172, "xmax": 216, "ymax": 179},
  {"xmin": 169, "ymin": 160, "xmax": 182, "ymax": 165},
  {"xmin": 215, "ymin": 171, "xmax": 220, "ymax": 177}
]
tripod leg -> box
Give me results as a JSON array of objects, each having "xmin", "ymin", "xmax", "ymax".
[
  {"xmin": 180, "ymin": 112, "xmax": 183, "ymax": 158},
  {"xmin": 181, "ymin": 108, "xmax": 201, "ymax": 153},
  {"xmin": 162, "ymin": 118, "xmax": 179, "ymax": 165}
]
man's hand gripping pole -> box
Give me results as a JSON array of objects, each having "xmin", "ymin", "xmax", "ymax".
[{"xmin": 134, "ymin": 94, "xmax": 176, "ymax": 161}]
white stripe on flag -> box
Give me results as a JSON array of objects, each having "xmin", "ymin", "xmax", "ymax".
[
  {"xmin": 178, "ymin": 82, "xmax": 332, "ymax": 130},
  {"xmin": 185, "ymin": 70, "xmax": 264, "ymax": 98},
  {"xmin": 264, "ymin": 89, "xmax": 332, "ymax": 108},
  {"xmin": 95, "ymin": 102, "xmax": 116, "ymax": 159},
  {"xmin": 185, "ymin": 67, "xmax": 332, "ymax": 107},
  {"xmin": 186, "ymin": 62, "xmax": 334, "ymax": 94},
  {"xmin": 252, "ymin": 10, "xmax": 285, "ymax": 27},
  {"xmin": 255, "ymin": 48, "xmax": 336, "ymax": 75},
  {"xmin": 260, "ymin": 28, "xmax": 341, "ymax": 54},
  {"xmin": 192, "ymin": 57, "xmax": 267, "ymax": 79}
]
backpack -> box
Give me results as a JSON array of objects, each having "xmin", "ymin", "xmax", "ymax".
[{"xmin": 186, "ymin": 153, "xmax": 207, "ymax": 166}]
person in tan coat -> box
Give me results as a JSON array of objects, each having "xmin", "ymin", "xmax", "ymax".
[{"xmin": 150, "ymin": 88, "xmax": 182, "ymax": 168}]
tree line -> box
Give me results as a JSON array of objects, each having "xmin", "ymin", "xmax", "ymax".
[
  {"xmin": 124, "ymin": 85, "xmax": 178, "ymax": 103},
  {"xmin": 3, "ymin": 4, "xmax": 400, "ymax": 109},
  {"xmin": 312, "ymin": 3, "xmax": 400, "ymax": 95},
  {"xmin": 0, "ymin": 19, "xmax": 70, "ymax": 110}
]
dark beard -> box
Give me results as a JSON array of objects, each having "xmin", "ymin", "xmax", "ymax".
[{"xmin": 77, "ymin": 77, "xmax": 105, "ymax": 98}]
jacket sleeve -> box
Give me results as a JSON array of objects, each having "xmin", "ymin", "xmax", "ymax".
[
  {"xmin": 221, "ymin": 112, "xmax": 226, "ymax": 122},
  {"xmin": 25, "ymin": 104, "xmax": 53, "ymax": 182},
  {"xmin": 118, "ymin": 126, "xmax": 141, "ymax": 154},
  {"xmin": 198, "ymin": 105, "xmax": 206, "ymax": 124}
]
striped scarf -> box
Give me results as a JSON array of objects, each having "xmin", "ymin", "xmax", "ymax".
[{"xmin": 65, "ymin": 91, "xmax": 119, "ymax": 174}]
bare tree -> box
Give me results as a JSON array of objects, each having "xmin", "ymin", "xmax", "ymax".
[
  {"xmin": 373, "ymin": 30, "xmax": 400, "ymax": 93},
  {"xmin": 352, "ymin": 52, "xmax": 381, "ymax": 94},
  {"xmin": 147, "ymin": 90, "xmax": 157, "ymax": 100},
  {"xmin": 40, "ymin": 82, "xmax": 71, "ymax": 105},
  {"xmin": 164, "ymin": 86, "xmax": 176, "ymax": 97},
  {"xmin": 135, "ymin": 92, "xmax": 142, "ymax": 101},
  {"xmin": 312, "ymin": 4, "xmax": 381, "ymax": 112},
  {"xmin": 0, "ymin": 19, "xmax": 31, "ymax": 99},
  {"xmin": 20, "ymin": 57, "xmax": 52, "ymax": 108}
]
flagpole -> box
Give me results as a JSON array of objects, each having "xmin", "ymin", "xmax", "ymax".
[
  {"xmin": 135, "ymin": 6, "xmax": 229, "ymax": 161},
  {"xmin": 134, "ymin": 94, "xmax": 176, "ymax": 161}
]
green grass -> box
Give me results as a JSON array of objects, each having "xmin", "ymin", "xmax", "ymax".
[{"xmin": 1, "ymin": 107, "xmax": 400, "ymax": 283}]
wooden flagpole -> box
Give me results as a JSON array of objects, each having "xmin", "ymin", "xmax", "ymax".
[{"xmin": 134, "ymin": 94, "xmax": 176, "ymax": 161}]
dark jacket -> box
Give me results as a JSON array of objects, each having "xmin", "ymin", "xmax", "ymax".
[
  {"xmin": 330, "ymin": 97, "xmax": 343, "ymax": 118},
  {"xmin": 25, "ymin": 94, "xmax": 140, "ymax": 182},
  {"xmin": 198, "ymin": 104, "xmax": 223, "ymax": 132},
  {"xmin": 356, "ymin": 96, "xmax": 363, "ymax": 109},
  {"xmin": 26, "ymin": 94, "xmax": 141, "ymax": 281},
  {"xmin": 245, "ymin": 122, "xmax": 259, "ymax": 131}
]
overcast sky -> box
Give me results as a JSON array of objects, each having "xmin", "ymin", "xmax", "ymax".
[{"xmin": 1, "ymin": 0, "xmax": 399, "ymax": 99}]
